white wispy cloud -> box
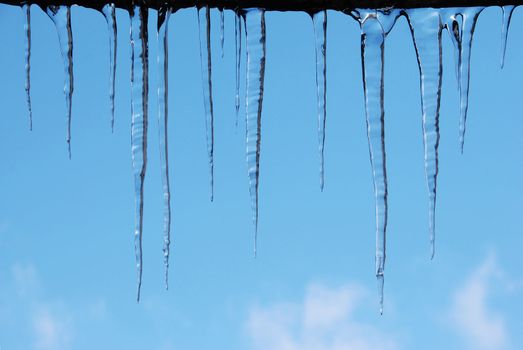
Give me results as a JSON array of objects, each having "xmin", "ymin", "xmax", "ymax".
[
  {"xmin": 246, "ymin": 283, "xmax": 398, "ymax": 350},
  {"xmin": 33, "ymin": 307, "xmax": 73, "ymax": 350},
  {"xmin": 10, "ymin": 263, "xmax": 75, "ymax": 350},
  {"xmin": 448, "ymin": 255, "xmax": 510, "ymax": 350}
]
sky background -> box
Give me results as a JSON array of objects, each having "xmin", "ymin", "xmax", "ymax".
[{"xmin": 0, "ymin": 4, "xmax": 522, "ymax": 350}]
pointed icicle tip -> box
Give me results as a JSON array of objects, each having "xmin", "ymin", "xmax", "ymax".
[
  {"xmin": 245, "ymin": 8, "xmax": 266, "ymax": 258},
  {"xmin": 234, "ymin": 10, "xmax": 242, "ymax": 127},
  {"xmin": 500, "ymin": 5, "xmax": 515, "ymax": 69},
  {"xmin": 101, "ymin": 3, "xmax": 117, "ymax": 132},
  {"xmin": 158, "ymin": 5, "xmax": 172, "ymax": 293},
  {"xmin": 129, "ymin": 4, "xmax": 149, "ymax": 303},
  {"xmin": 406, "ymin": 8, "xmax": 442, "ymax": 262},
  {"xmin": 197, "ymin": 6, "xmax": 215, "ymax": 202},
  {"xmin": 22, "ymin": 3, "xmax": 33, "ymax": 131},
  {"xmin": 455, "ymin": 7, "xmax": 484, "ymax": 153},
  {"xmin": 46, "ymin": 5, "xmax": 74, "ymax": 158},
  {"xmin": 312, "ymin": 10, "xmax": 327, "ymax": 192},
  {"xmin": 359, "ymin": 9, "xmax": 389, "ymax": 315}
]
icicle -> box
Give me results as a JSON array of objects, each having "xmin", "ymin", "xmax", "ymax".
[
  {"xmin": 312, "ymin": 10, "xmax": 327, "ymax": 191},
  {"xmin": 46, "ymin": 5, "xmax": 74, "ymax": 158},
  {"xmin": 406, "ymin": 9, "xmax": 443, "ymax": 259},
  {"xmin": 21, "ymin": 2, "xmax": 32, "ymax": 130},
  {"xmin": 500, "ymin": 5, "xmax": 515, "ymax": 69},
  {"xmin": 235, "ymin": 10, "xmax": 242, "ymax": 126},
  {"xmin": 442, "ymin": 8, "xmax": 483, "ymax": 152},
  {"xmin": 197, "ymin": 6, "xmax": 215, "ymax": 201},
  {"xmin": 220, "ymin": 8, "xmax": 225, "ymax": 58},
  {"xmin": 157, "ymin": 5, "xmax": 172, "ymax": 291},
  {"xmin": 244, "ymin": 8, "xmax": 266, "ymax": 256},
  {"xmin": 358, "ymin": 10, "xmax": 388, "ymax": 315},
  {"xmin": 440, "ymin": 9, "xmax": 461, "ymax": 83},
  {"xmin": 129, "ymin": 4, "xmax": 149, "ymax": 302},
  {"xmin": 101, "ymin": 3, "xmax": 117, "ymax": 132},
  {"xmin": 456, "ymin": 8, "xmax": 483, "ymax": 153}
]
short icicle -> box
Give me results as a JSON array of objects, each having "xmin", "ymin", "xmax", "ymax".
[
  {"xmin": 406, "ymin": 8, "xmax": 443, "ymax": 259},
  {"xmin": 312, "ymin": 10, "xmax": 327, "ymax": 191},
  {"xmin": 358, "ymin": 10, "xmax": 388, "ymax": 314},
  {"xmin": 456, "ymin": 7, "xmax": 483, "ymax": 153},
  {"xmin": 157, "ymin": 5, "xmax": 172, "ymax": 290},
  {"xmin": 220, "ymin": 7, "xmax": 225, "ymax": 58},
  {"xmin": 46, "ymin": 5, "xmax": 74, "ymax": 158},
  {"xmin": 500, "ymin": 5, "xmax": 515, "ymax": 69},
  {"xmin": 235, "ymin": 10, "xmax": 242, "ymax": 125},
  {"xmin": 21, "ymin": 2, "xmax": 32, "ymax": 130},
  {"xmin": 244, "ymin": 8, "xmax": 266, "ymax": 256},
  {"xmin": 129, "ymin": 3, "xmax": 149, "ymax": 302},
  {"xmin": 197, "ymin": 6, "xmax": 215, "ymax": 201},
  {"xmin": 101, "ymin": 3, "xmax": 117, "ymax": 131},
  {"xmin": 440, "ymin": 9, "xmax": 461, "ymax": 84}
]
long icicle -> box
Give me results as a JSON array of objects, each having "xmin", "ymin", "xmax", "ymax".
[
  {"xmin": 220, "ymin": 7, "xmax": 225, "ymax": 58},
  {"xmin": 197, "ymin": 6, "xmax": 215, "ymax": 201},
  {"xmin": 245, "ymin": 8, "xmax": 266, "ymax": 256},
  {"xmin": 46, "ymin": 5, "xmax": 74, "ymax": 158},
  {"xmin": 312, "ymin": 10, "xmax": 327, "ymax": 191},
  {"xmin": 129, "ymin": 3, "xmax": 149, "ymax": 302},
  {"xmin": 407, "ymin": 8, "xmax": 443, "ymax": 259},
  {"xmin": 359, "ymin": 11, "xmax": 388, "ymax": 314},
  {"xmin": 457, "ymin": 7, "xmax": 483, "ymax": 153},
  {"xmin": 21, "ymin": 2, "xmax": 32, "ymax": 130},
  {"xmin": 157, "ymin": 4, "xmax": 172, "ymax": 291},
  {"xmin": 101, "ymin": 3, "xmax": 117, "ymax": 132},
  {"xmin": 500, "ymin": 5, "xmax": 515, "ymax": 69},
  {"xmin": 235, "ymin": 9, "xmax": 242, "ymax": 125}
]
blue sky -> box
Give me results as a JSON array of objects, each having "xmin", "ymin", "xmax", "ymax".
[{"xmin": 0, "ymin": 4, "xmax": 522, "ymax": 350}]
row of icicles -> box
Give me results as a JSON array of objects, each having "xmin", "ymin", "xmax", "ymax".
[{"xmin": 17, "ymin": 2, "xmax": 517, "ymax": 312}]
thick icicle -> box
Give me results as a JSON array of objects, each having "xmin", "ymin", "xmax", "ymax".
[
  {"xmin": 129, "ymin": 4, "xmax": 149, "ymax": 302},
  {"xmin": 46, "ymin": 5, "xmax": 74, "ymax": 158},
  {"xmin": 220, "ymin": 8, "xmax": 225, "ymax": 58},
  {"xmin": 197, "ymin": 6, "xmax": 215, "ymax": 201},
  {"xmin": 406, "ymin": 9, "xmax": 443, "ymax": 259},
  {"xmin": 500, "ymin": 5, "xmax": 515, "ymax": 69},
  {"xmin": 245, "ymin": 9, "xmax": 266, "ymax": 256},
  {"xmin": 359, "ymin": 11, "xmax": 388, "ymax": 314},
  {"xmin": 101, "ymin": 3, "xmax": 117, "ymax": 131},
  {"xmin": 22, "ymin": 2, "xmax": 32, "ymax": 130},
  {"xmin": 235, "ymin": 10, "xmax": 242, "ymax": 125},
  {"xmin": 312, "ymin": 10, "xmax": 327, "ymax": 191},
  {"xmin": 157, "ymin": 5, "xmax": 172, "ymax": 290}
]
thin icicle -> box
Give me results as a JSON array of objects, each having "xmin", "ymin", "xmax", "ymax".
[
  {"xmin": 22, "ymin": 2, "xmax": 32, "ymax": 130},
  {"xmin": 129, "ymin": 4, "xmax": 149, "ymax": 302},
  {"xmin": 406, "ymin": 8, "xmax": 443, "ymax": 259},
  {"xmin": 312, "ymin": 10, "xmax": 327, "ymax": 191},
  {"xmin": 245, "ymin": 9, "xmax": 266, "ymax": 256},
  {"xmin": 220, "ymin": 8, "xmax": 225, "ymax": 58},
  {"xmin": 157, "ymin": 5, "xmax": 172, "ymax": 291},
  {"xmin": 235, "ymin": 10, "xmax": 242, "ymax": 125},
  {"xmin": 197, "ymin": 6, "xmax": 215, "ymax": 201},
  {"xmin": 46, "ymin": 5, "xmax": 74, "ymax": 158},
  {"xmin": 500, "ymin": 5, "xmax": 515, "ymax": 69},
  {"xmin": 457, "ymin": 8, "xmax": 483, "ymax": 153},
  {"xmin": 441, "ymin": 9, "xmax": 461, "ymax": 83},
  {"xmin": 101, "ymin": 3, "xmax": 117, "ymax": 132},
  {"xmin": 358, "ymin": 10, "xmax": 388, "ymax": 314}
]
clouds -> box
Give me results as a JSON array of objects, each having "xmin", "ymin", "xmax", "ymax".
[
  {"xmin": 33, "ymin": 307, "xmax": 73, "ymax": 350},
  {"xmin": 246, "ymin": 283, "xmax": 398, "ymax": 350},
  {"xmin": 448, "ymin": 255, "xmax": 510, "ymax": 350}
]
